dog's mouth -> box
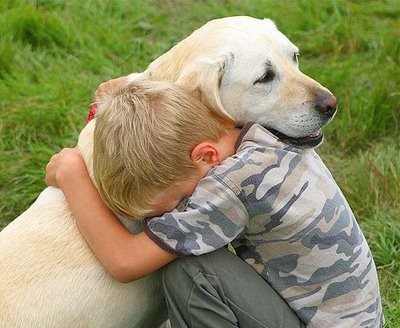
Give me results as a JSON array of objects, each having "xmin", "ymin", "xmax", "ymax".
[{"xmin": 267, "ymin": 128, "xmax": 323, "ymax": 148}]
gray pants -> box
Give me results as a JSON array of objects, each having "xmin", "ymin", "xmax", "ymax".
[{"xmin": 162, "ymin": 247, "xmax": 305, "ymax": 328}]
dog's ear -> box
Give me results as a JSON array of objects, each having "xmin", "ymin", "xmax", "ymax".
[{"xmin": 176, "ymin": 57, "xmax": 235, "ymax": 126}]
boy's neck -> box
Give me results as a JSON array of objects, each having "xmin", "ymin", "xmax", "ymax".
[{"xmin": 216, "ymin": 128, "xmax": 242, "ymax": 161}]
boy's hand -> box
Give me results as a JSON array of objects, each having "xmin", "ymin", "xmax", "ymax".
[
  {"xmin": 45, "ymin": 148, "xmax": 87, "ymax": 188},
  {"xmin": 95, "ymin": 76, "xmax": 129, "ymax": 101}
]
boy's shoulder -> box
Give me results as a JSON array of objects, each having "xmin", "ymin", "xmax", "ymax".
[
  {"xmin": 235, "ymin": 123, "xmax": 309, "ymax": 152},
  {"xmin": 209, "ymin": 123, "xmax": 323, "ymax": 191},
  {"xmin": 235, "ymin": 123, "xmax": 287, "ymax": 152}
]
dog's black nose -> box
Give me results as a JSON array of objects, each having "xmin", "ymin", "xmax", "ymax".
[{"xmin": 316, "ymin": 93, "xmax": 337, "ymax": 117}]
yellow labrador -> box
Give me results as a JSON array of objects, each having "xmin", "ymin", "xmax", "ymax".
[{"xmin": 0, "ymin": 16, "xmax": 336, "ymax": 327}]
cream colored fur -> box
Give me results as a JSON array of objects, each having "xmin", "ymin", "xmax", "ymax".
[
  {"xmin": 133, "ymin": 16, "xmax": 335, "ymax": 137},
  {"xmin": 0, "ymin": 16, "xmax": 334, "ymax": 327},
  {"xmin": 0, "ymin": 121, "xmax": 166, "ymax": 328}
]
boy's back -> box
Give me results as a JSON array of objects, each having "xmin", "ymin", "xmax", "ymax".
[{"xmin": 146, "ymin": 123, "xmax": 384, "ymax": 327}]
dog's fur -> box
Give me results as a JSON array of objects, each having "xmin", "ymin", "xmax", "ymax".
[{"xmin": 0, "ymin": 16, "xmax": 335, "ymax": 327}]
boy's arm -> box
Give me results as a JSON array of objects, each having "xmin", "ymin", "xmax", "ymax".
[
  {"xmin": 45, "ymin": 148, "xmax": 176, "ymax": 283},
  {"xmin": 145, "ymin": 174, "xmax": 249, "ymax": 257}
]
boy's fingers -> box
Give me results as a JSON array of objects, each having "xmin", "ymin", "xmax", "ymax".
[{"xmin": 44, "ymin": 148, "xmax": 80, "ymax": 187}]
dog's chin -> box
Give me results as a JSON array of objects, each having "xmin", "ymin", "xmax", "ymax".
[{"xmin": 267, "ymin": 128, "xmax": 324, "ymax": 148}]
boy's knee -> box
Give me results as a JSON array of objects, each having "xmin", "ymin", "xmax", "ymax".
[
  {"xmin": 163, "ymin": 257, "xmax": 193, "ymax": 294},
  {"xmin": 162, "ymin": 259, "xmax": 183, "ymax": 291},
  {"xmin": 163, "ymin": 249, "xmax": 236, "ymax": 290},
  {"xmin": 162, "ymin": 256, "xmax": 207, "ymax": 306},
  {"xmin": 162, "ymin": 254, "xmax": 216, "ymax": 296}
]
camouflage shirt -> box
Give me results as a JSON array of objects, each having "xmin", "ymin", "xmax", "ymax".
[{"xmin": 146, "ymin": 123, "xmax": 384, "ymax": 327}]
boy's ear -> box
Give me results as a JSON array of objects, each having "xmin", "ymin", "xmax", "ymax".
[{"xmin": 191, "ymin": 142, "xmax": 221, "ymax": 167}]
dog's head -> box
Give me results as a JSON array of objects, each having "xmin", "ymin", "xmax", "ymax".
[{"xmin": 139, "ymin": 16, "xmax": 337, "ymax": 147}]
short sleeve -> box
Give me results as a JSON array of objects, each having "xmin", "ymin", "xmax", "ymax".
[{"xmin": 145, "ymin": 175, "xmax": 249, "ymax": 256}]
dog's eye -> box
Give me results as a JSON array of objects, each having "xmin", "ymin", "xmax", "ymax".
[
  {"xmin": 254, "ymin": 69, "xmax": 275, "ymax": 84},
  {"xmin": 293, "ymin": 52, "xmax": 300, "ymax": 64}
]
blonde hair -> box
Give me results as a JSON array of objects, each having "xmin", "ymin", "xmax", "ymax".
[{"xmin": 93, "ymin": 80, "xmax": 228, "ymax": 219}]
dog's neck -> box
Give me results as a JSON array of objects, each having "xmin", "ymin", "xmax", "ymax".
[{"xmin": 77, "ymin": 119, "xmax": 96, "ymax": 183}]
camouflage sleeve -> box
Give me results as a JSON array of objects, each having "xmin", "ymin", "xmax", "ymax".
[{"xmin": 145, "ymin": 175, "xmax": 249, "ymax": 256}]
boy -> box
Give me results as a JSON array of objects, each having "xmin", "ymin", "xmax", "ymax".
[{"xmin": 46, "ymin": 80, "xmax": 383, "ymax": 327}]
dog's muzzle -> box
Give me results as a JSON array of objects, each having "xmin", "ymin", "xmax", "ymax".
[
  {"xmin": 315, "ymin": 91, "xmax": 337, "ymax": 118},
  {"xmin": 268, "ymin": 128, "xmax": 324, "ymax": 148}
]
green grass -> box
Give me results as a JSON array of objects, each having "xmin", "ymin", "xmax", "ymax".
[{"xmin": 0, "ymin": 0, "xmax": 399, "ymax": 325}]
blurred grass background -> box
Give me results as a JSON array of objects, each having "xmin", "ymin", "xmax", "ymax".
[{"xmin": 0, "ymin": 0, "xmax": 399, "ymax": 325}]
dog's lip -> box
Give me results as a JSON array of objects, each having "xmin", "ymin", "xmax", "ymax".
[{"xmin": 267, "ymin": 128, "xmax": 323, "ymax": 148}]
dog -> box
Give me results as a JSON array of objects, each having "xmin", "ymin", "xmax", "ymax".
[{"xmin": 0, "ymin": 16, "xmax": 336, "ymax": 327}]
